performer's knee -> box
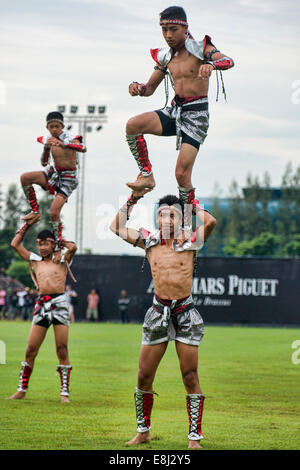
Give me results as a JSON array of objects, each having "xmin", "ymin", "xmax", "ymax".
[
  {"xmin": 137, "ymin": 368, "xmax": 154, "ymax": 390},
  {"xmin": 182, "ymin": 369, "xmax": 199, "ymax": 390},
  {"xmin": 175, "ymin": 167, "xmax": 191, "ymax": 187},
  {"xmin": 126, "ymin": 116, "xmax": 141, "ymax": 135},
  {"xmin": 56, "ymin": 343, "xmax": 68, "ymax": 361},
  {"xmin": 25, "ymin": 344, "xmax": 39, "ymax": 361},
  {"xmin": 49, "ymin": 205, "xmax": 61, "ymax": 221},
  {"xmin": 20, "ymin": 172, "xmax": 31, "ymax": 186}
]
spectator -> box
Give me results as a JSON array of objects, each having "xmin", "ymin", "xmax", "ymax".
[
  {"xmin": 8, "ymin": 290, "xmax": 18, "ymax": 319},
  {"xmin": 118, "ymin": 290, "xmax": 130, "ymax": 323},
  {"xmin": 86, "ymin": 289, "xmax": 100, "ymax": 322},
  {"xmin": 0, "ymin": 288, "xmax": 6, "ymax": 319},
  {"xmin": 17, "ymin": 288, "xmax": 27, "ymax": 320},
  {"xmin": 65, "ymin": 284, "xmax": 78, "ymax": 323},
  {"xmin": 20, "ymin": 288, "xmax": 33, "ymax": 321}
]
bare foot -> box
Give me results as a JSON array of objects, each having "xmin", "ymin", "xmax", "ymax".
[
  {"xmin": 126, "ymin": 173, "xmax": 155, "ymax": 191},
  {"xmin": 22, "ymin": 211, "xmax": 41, "ymax": 223},
  {"xmin": 7, "ymin": 391, "xmax": 26, "ymax": 400},
  {"xmin": 60, "ymin": 395, "xmax": 70, "ymax": 403},
  {"xmin": 125, "ymin": 432, "xmax": 151, "ymax": 446},
  {"xmin": 188, "ymin": 439, "xmax": 203, "ymax": 450}
]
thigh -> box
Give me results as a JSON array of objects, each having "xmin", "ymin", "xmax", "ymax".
[
  {"xmin": 21, "ymin": 171, "xmax": 47, "ymax": 187},
  {"xmin": 175, "ymin": 143, "xmax": 199, "ymax": 175},
  {"xmin": 27, "ymin": 324, "xmax": 48, "ymax": 350},
  {"xmin": 126, "ymin": 111, "xmax": 163, "ymax": 136},
  {"xmin": 53, "ymin": 324, "xmax": 69, "ymax": 347},
  {"xmin": 139, "ymin": 343, "xmax": 168, "ymax": 377},
  {"xmin": 175, "ymin": 341, "xmax": 199, "ymax": 375}
]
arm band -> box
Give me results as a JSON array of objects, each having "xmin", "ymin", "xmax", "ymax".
[
  {"xmin": 154, "ymin": 65, "xmax": 168, "ymax": 74},
  {"xmin": 205, "ymin": 48, "xmax": 220, "ymax": 61},
  {"xmin": 41, "ymin": 146, "xmax": 50, "ymax": 166},
  {"xmin": 65, "ymin": 143, "xmax": 86, "ymax": 152},
  {"xmin": 207, "ymin": 57, "xmax": 233, "ymax": 70}
]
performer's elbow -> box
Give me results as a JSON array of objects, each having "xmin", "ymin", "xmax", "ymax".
[
  {"xmin": 109, "ymin": 221, "xmax": 119, "ymax": 236},
  {"xmin": 207, "ymin": 216, "xmax": 217, "ymax": 231}
]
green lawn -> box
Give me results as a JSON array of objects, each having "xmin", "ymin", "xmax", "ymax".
[{"xmin": 0, "ymin": 320, "xmax": 299, "ymax": 450}]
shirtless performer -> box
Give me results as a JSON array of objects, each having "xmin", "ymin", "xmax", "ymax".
[
  {"xmin": 110, "ymin": 188, "xmax": 216, "ymax": 449},
  {"xmin": 21, "ymin": 111, "xmax": 86, "ymax": 260},
  {"xmin": 8, "ymin": 219, "xmax": 77, "ymax": 403},
  {"xmin": 126, "ymin": 6, "xmax": 234, "ymax": 217}
]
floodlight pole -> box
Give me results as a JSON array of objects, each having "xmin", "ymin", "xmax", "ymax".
[{"xmin": 58, "ymin": 108, "xmax": 107, "ymax": 253}]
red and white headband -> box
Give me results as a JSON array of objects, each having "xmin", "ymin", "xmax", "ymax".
[{"xmin": 160, "ymin": 19, "xmax": 188, "ymax": 26}]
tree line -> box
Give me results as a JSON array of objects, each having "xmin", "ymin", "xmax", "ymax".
[
  {"xmin": 0, "ymin": 162, "xmax": 299, "ymax": 285},
  {"xmin": 201, "ymin": 162, "xmax": 300, "ymax": 257}
]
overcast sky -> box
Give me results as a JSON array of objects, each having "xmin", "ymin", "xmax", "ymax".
[{"xmin": 1, "ymin": 0, "xmax": 300, "ymax": 254}]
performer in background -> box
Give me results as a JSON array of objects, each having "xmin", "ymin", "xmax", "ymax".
[
  {"xmin": 8, "ymin": 218, "xmax": 77, "ymax": 403},
  {"xmin": 20, "ymin": 111, "xmax": 86, "ymax": 261},
  {"xmin": 110, "ymin": 187, "xmax": 216, "ymax": 449}
]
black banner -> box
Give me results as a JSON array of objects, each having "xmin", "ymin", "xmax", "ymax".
[{"xmin": 71, "ymin": 256, "xmax": 300, "ymax": 325}]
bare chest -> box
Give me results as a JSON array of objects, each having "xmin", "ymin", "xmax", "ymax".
[
  {"xmin": 148, "ymin": 245, "xmax": 194, "ymax": 272},
  {"xmin": 51, "ymin": 146, "xmax": 76, "ymax": 166},
  {"xmin": 33, "ymin": 261, "xmax": 66, "ymax": 282},
  {"xmin": 168, "ymin": 52, "xmax": 203, "ymax": 80}
]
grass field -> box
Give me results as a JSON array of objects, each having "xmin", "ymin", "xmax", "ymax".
[{"xmin": 0, "ymin": 320, "xmax": 299, "ymax": 450}]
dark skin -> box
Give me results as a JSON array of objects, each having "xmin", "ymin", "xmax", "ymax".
[
  {"xmin": 110, "ymin": 187, "xmax": 217, "ymax": 449},
  {"xmin": 21, "ymin": 119, "xmax": 86, "ymax": 263},
  {"xmin": 127, "ymin": 23, "xmax": 234, "ymax": 192},
  {"xmin": 9, "ymin": 219, "xmax": 77, "ymax": 403}
]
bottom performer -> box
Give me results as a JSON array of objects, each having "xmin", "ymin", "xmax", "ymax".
[{"xmin": 110, "ymin": 188, "xmax": 216, "ymax": 449}]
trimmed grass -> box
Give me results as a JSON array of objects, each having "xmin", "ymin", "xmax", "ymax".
[{"xmin": 0, "ymin": 321, "xmax": 299, "ymax": 450}]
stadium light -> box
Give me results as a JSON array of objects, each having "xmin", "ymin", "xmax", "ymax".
[
  {"xmin": 70, "ymin": 105, "xmax": 78, "ymax": 114},
  {"xmin": 87, "ymin": 105, "xmax": 96, "ymax": 114},
  {"xmin": 98, "ymin": 106, "xmax": 106, "ymax": 114},
  {"xmin": 57, "ymin": 105, "xmax": 66, "ymax": 113}
]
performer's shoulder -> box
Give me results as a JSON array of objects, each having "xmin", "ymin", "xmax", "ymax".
[{"xmin": 29, "ymin": 252, "xmax": 43, "ymax": 262}]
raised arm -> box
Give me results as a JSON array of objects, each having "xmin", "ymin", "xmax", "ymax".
[
  {"xmin": 192, "ymin": 200, "xmax": 217, "ymax": 243},
  {"xmin": 109, "ymin": 188, "xmax": 150, "ymax": 249},
  {"xmin": 61, "ymin": 240, "xmax": 77, "ymax": 264},
  {"xmin": 128, "ymin": 68, "xmax": 166, "ymax": 97},
  {"xmin": 11, "ymin": 223, "xmax": 35, "ymax": 261}
]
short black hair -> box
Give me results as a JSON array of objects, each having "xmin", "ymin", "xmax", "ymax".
[
  {"xmin": 158, "ymin": 194, "xmax": 184, "ymax": 213},
  {"xmin": 36, "ymin": 230, "xmax": 55, "ymax": 241},
  {"xmin": 46, "ymin": 111, "xmax": 64, "ymax": 123},
  {"xmin": 160, "ymin": 6, "xmax": 187, "ymax": 22}
]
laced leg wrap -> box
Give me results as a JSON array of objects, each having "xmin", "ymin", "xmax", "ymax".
[
  {"xmin": 186, "ymin": 393, "xmax": 205, "ymax": 440},
  {"xmin": 57, "ymin": 365, "xmax": 72, "ymax": 396},
  {"xmin": 126, "ymin": 134, "xmax": 153, "ymax": 177},
  {"xmin": 23, "ymin": 185, "xmax": 40, "ymax": 213},
  {"xmin": 134, "ymin": 387, "xmax": 154, "ymax": 433},
  {"xmin": 178, "ymin": 187, "xmax": 195, "ymax": 231},
  {"xmin": 17, "ymin": 361, "xmax": 33, "ymax": 392},
  {"xmin": 51, "ymin": 221, "xmax": 63, "ymax": 249}
]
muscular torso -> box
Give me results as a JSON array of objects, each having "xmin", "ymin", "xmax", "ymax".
[
  {"xmin": 167, "ymin": 49, "xmax": 209, "ymax": 97},
  {"xmin": 51, "ymin": 146, "xmax": 77, "ymax": 169},
  {"xmin": 147, "ymin": 243, "xmax": 194, "ymax": 299},
  {"xmin": 32, "ymin": 260, "xmax": 68, "ymax": 294}
]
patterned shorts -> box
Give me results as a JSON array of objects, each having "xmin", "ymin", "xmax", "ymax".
[
  {"xmin": 155, "ymin": 96, "xmax": 209, "ymax": 150},
  {"xmin": 43, "ymin": 166, "xmax": 78, "ymax": 199},
  {"xmin": 142, "ymin": 296, "xmax": 204, "ymax": 346},
  {"xmin": 32, "ymin": 293, "xmax": 70, "ymax": 328}
]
